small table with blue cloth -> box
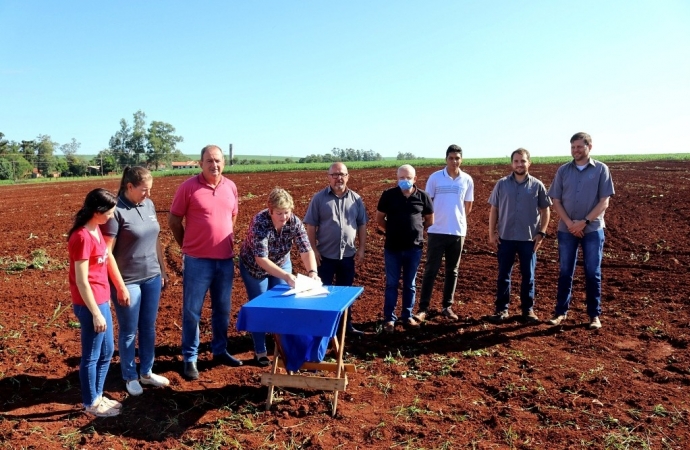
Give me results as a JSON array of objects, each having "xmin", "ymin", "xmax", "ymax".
[{"xmin": 236, "ymin": 285, "xmax": 364, "ymax": 416}]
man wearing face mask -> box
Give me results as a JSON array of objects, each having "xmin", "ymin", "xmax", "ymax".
[
  {"xmin": 376, "ymin": 165, "xmax": 434, "ymax": 333},
  {"xmin": 414, "ymin": 145, "xmax": 474, "ymax": 323}
]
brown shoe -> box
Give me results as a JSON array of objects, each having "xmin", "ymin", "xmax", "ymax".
[
  {"xmin": 404, "ymin": 317, "xmax": 420, "ymax": 328},
  {"xmin": 441, "ymin": 307, "xmax": 459, "ymax": 321},
  {"xmin": 522, "ymin": 310, "xmax": 540, "ymax": 324},
  {"xmin": 413, "ymin": 310, "xmax": 427, "ymax": 322},
  {"xmin": 383, "ymin": 321, "xmax": 395, "ymax": 333},
  {"xmin": 547, "ymin": 314, "xmax": 566, "ymax": 326}
]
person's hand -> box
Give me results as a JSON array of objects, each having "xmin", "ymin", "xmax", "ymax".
[
  {"xmin": 567, "ymin": 220, "xmax": 586, "ymax": 237},
  {"xmin": 355, "ymin": 247, "xmax": 365, "ymax": 265},
  {"xmin": 161, "ymin": 272, "xmax": 170, "ymax": 289},
  {"xmin": 117, "ymin": 287, "xmax": 131, "ymax": 307},
  {"xmin": 532, "ymin": 235, "xmax": 544, "ymax": 252},
  {"xmin": 285, "ymin": 273, "xmax": 297, "ymax": 288},
  {"xmin": 92, "ymin": 313, "xmax": 107, "ymax": 333},
  {"xmin": 313, "ymin": 249, "xmax": 322, "ymax": 266},
  {"xmin": 489, "ymin": 231, "xmax": 500, "ymax": 246},
  {"xmin": 308, "ymin": 271, "xmax": 321, "ymax": 283}
]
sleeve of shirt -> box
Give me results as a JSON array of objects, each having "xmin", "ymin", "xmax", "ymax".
[
  {"xmin": 249, "ymin": 219, "xmax": 269, "ymax": 258},
  {"xmin": 302, "ymin": 195, "xmax": 319, "ymax": 226},
  {"xmin": 424, "ymin": 173, "xmax": 436, "ymax": 200},
  {"xmin": 356, "ymin": 197, "xmax": 369, "ymax": 226},
  {"xmin": 231, "ymin": 181, "xmax": 239, "ymax": 217},
  {"xmin": 293, "ymin": 217, "xmax": 313, "ymax": 253},
  {"xmin": 100, "ymin": 211, "xmax": 120, "ymax": 238},
  {"xmin": 422, "ymin": 192, "xmax": 434, "ymax": 215},
  {"xmin": 488, "ymin": 182, "xmax": 500, "ymax": 207},
  {"xmin": 599, "ymin": 164, "xmax": 615, "ymax": 198},
  {"xmin": 547, "ymin": 167, "xmax": 563, "ymax": 200},
  {"xmin": 537, "ymin": 182, "xmax": 553, "ymax": 208},
  {"xmin": 377, "ymin": 190, "xmax": 389, "ymax": 213},
  {"xmin": 465, "ymin": 176, "xmax": 475, "ymax": 201},
  {"xmin": 170, "ymin": 183, "xmax": 189, "ymax": 217},
  {"xmin": 69, "ymin": 231, "xmax": 92, "ymax": 261}
]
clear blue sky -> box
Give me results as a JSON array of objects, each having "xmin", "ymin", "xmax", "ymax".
[{"xmin": 2, "ymin": 1, "xmax": 688, "ymax": 158}]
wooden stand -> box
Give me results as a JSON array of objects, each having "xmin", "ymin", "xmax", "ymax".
[{"xmin": 261, "ymin": 309, "xmax": 356, "ymax": 416}]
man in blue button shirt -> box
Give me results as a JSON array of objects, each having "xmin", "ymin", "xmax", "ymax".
[
  {"xmin": 486, "ymin": 148, "xmax": 551, "ymax": 324},
  {"xmin": 547, "ymin": 132, "xmax": 615, "ymax": 330}
]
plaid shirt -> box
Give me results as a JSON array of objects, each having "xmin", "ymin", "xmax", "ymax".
[{"xmin": 239, "ymin": 209, "xmax": 312, "ymax": 279}]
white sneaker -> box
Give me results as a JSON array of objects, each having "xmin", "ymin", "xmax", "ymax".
[
  {"xmin": 125, "ymin": 379, "xmax": 144, "ymax": 396},
  {"xmin": 85, "ymin": 398, "xmax": 120, "ymax": 417},
  {"xmin": 99, "ymin": 396, "xmax": 122, "ymax": 409},
  {"xmin": 139, "ymin": 373, "xmax": 170, "ymax": 388}
]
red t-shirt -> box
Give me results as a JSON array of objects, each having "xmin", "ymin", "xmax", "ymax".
[
  {"xmin": 68, "ymin": 227, "xmax": 110, "ymax": 306},
  {"xmin": 169, "ymin": 174, "xmax": 238, "ymax": 259}
]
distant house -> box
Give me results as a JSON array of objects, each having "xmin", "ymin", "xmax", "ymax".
[
  {"xmin": 172, "ymin": 161, "xmax": 199, "ymax": 170},
  {"xmin": 87, "ymin": 166, "xmax": 101, "ymax": 176},
  {"xmin": 31, "ymin": 167, "xmax": 42, "ymax": 178}
]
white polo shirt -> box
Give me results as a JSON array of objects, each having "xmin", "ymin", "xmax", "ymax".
[{"xmin": 425, "ymin": 168, "xmax": 474, "ymax": 236}]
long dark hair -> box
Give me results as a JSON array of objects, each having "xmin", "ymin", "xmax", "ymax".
[
  {"xmin": 67, "ymin": 188, "xmax": 117, "ymax": 239},
  {"xmin": 118, "ymin": 165, "xmax": 152, "ymax": 198}
]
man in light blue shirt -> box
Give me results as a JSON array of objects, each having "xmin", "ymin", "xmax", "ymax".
[{"xmin": 547, "ymin": 132, "xmax": 615, "ymax": 330}]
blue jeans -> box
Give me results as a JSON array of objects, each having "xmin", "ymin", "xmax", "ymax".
[
  {"xmin": 112, "ymin": 274, "xmax": 162, "ymax": 381},
  {"xmin": 555, "ymin": 229, "xmax": 605, "ymax": 318},
  {"xmin": 73, "ymin": 302, "xmax": 114, "ymax": 407},
  {"xmin": 318, "ymin": 256, "xmax": 358, "ymax": 329},
  {"xmin": 383, "ymin": 247, "xmax": 423, "ymax": 322},
  {"xmin": 318, "ymin": 256, "xmax": 355, "ymax": 286},
  {"xmin": 239, "ymin": 258, "xmax": 291, "ymax": 355},
  {"xmin": 495, "ymin": 240, "xmax": 536, "ymax": 313},
  {"xmin": 182, "ymin": 255, "xmax": 234, "ymax": 362},
  {"xmin": 418, "ymin": 234, "xmax": 465, "ymax": 311}
]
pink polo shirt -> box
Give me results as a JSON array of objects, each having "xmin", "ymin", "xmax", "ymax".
[{"xmin": 170, "ymin": 174, "xmax": 239, "ymax": 259}]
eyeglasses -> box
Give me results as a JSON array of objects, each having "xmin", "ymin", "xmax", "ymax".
[{"xmin": 328, "ymin": 173, "xmax": 348, "ymax": 178}]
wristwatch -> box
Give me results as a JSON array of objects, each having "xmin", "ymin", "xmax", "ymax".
[
  {"xmin": 584, "ymin": 219, "xmax": 591, "ymax": 225},
  {"xmin": 537, "ymin": 231, "xmax": 547, "ymax": 238}
]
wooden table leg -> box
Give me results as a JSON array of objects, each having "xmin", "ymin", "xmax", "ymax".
[
  {"xmin": 331, "ymin": 307, "xmax": 349, "ymax": 416},
  {"xmin": 265, "ymin": 344, "xmax": 280, "ymax": 411}
]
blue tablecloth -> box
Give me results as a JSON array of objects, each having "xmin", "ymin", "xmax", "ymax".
[{"xmin": 237, "ymin": 285, "xmax": 364, "ymax": 371}]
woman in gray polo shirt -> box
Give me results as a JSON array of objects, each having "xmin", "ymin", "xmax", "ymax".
[{"xmin": 102, "ymin": 166, "xmax": 170, "ymax": 396}]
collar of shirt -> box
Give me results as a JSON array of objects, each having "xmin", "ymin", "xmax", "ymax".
[{"xmin": 118, "ymin": 195, "xmax": 144, "ymax": 209}]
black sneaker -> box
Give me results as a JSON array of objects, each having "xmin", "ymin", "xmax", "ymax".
[
  {"xmin": 213, "ymin": 352, "xmax": 243, "ymax": 367},
  {"xmin": 255, "ymin": 355, "xmax": 271, "ymax": 367}
]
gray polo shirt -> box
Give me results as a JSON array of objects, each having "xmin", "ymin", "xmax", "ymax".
[
  {"xmin": 548, "ymin": 158, "xmax": 615, "ymax": 233},
  {"xmin": 303, "ymin": 186, "xmax": 368, "ymax": 259},
  {"xmin": 101, "ymin": 196, "xmax": 162, "ymax": 283},
  {"xmin": 489, "ymin": 173, "xmax": 552, "ymax": 241}
]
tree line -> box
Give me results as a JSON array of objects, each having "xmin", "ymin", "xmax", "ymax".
[
  {"xmin": 0, "ymin": 111, "xmax": 408, "ymax": 180},
  {"xmin": 0, "ymin": 110, "xmax": 184, "ymax": 180}
]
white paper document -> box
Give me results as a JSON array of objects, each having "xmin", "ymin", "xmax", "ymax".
[{"xmin": 282, "ymin": 273, "xmax": 330, "ymax": 297}]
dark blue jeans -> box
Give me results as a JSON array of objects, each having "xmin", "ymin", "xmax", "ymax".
[
  {"xmin": 555, "ymin": 229, "xmax": 605, "ymax": 318},
  {"xmin": 383, "ymin": 247, "xmax": 423, "ymax": 322},
  {"xmin": 73, "ymin": 302, "xmax": 114, "ymax": 407},
  {"xmin": 318, "ymin": 256, "xmax": 357, "ymax": 328},
  {"xmin": 495, "ymin": 240, "xmax": 536, "ymax": 314},
  {"xmin": 318, "ymin": 256, "xmax": 355, "ymax": 286},
  {"xmin": 181, "ymin": 255, "xmax": 234, "ymax": 362}
]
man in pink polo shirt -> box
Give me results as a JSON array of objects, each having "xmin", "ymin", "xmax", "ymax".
[{"xmin": 169, "ymin": 145, "xmax": 241, "ymax": 379}]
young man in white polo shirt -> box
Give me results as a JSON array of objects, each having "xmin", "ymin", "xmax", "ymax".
[{"xmin": 414, "ymin": 145, "xmax": 474, "ymax": 322}]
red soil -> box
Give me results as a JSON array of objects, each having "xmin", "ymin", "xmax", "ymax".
[{"xmin": 1, "ymin": 161, "xmax": 688, "ymax": 449}]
